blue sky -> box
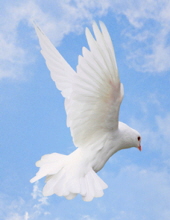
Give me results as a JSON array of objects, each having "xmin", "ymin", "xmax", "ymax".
[{"xmin": 1, "ymin": 0, "xmax": 170, "ymax": 219}]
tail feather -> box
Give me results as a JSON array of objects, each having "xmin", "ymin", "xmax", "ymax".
[
  {"xmin": 30, "ymin": 153, "xmax": 66, "ymax": 183},
  {"xmin": 65, "ymin": 193, "xmax": 77, "ymax": 200},
  {"xmin": 36, "ymin": 153, "xmax": 65, "ymax": 167},
  {"xmin": 79, "ymin": 177, "xmax": 86, "ymax": 196},
  {"xmin": 30, "ymin": 152, "xmax": 108, "ymax": 201},
  {"xmin": 43, "ymin": 170, "xmax": 65, "ymax": 196},
  {"xmin": 82, "ymin": 169, "xmax": 107, "ymax": 201}
]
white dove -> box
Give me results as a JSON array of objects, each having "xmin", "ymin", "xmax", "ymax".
[{"xmin": 30, "ymin": 21, "xmax": 142, "ymax": 202}]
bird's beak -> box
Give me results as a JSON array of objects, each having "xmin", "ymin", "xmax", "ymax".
[{"xmin": 138, "ymin": 145, "xmax": 142, "ymax": 151}]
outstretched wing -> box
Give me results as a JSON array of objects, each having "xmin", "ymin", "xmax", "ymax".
[
  {"xmin": 34, "ymin": 22, "xmax": 124, "ymax": 148},
  {"xmin": 67, "ymin": 22, "xmax": 124, "ymax": 147},
  {"xmin": 34, "ymin": 24, "xmax": 76, "ymax": 98}
]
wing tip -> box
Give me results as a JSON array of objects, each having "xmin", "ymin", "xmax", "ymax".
[
  {"xmin": 85, "ymin": 27, "xmax": 90, "ymax": 36},
  {"xmin": 99, "ymin": 21, "xmax": 106, "ymax": 30}
]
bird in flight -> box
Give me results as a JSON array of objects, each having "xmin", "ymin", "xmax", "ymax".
[{"xmin": 30, "ymin": 21, "xmax": 142, "ymax": 202}]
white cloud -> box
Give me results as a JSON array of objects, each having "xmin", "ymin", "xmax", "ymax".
[
  {"xmin": 5, "ymin": 212, "xmax": 29, "ymax": 220},
  {"xmin": 0, "ymin": 1, "xmax": 49, "ymax": 80},
  {"xmin": 0, "ymin": 182, "xmax": 49, "ymax": 220},
  {"xmin": 31, "ymin": 181, "xmax": 49, "ymax": 218},
  {"xmin": 24, "ymin": 212, "xmax": 29, "ymax": 220},
  {"xmin": 110, "ymin": 0, "xmax": 170, "ymax": 73}
]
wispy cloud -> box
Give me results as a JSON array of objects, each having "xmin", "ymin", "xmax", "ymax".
[
  {"xmin": 0, "ymin": 182, "xmax": 49, "ymax": 220},
  {"xmin": 110, "ymin": 0, "xmax": 170, "ymax": 72},
  {"xmin": 31, "ymin": 181, "xmax": 49, "ymax": 218},
  {"xmin": 0, "ymin": 1, "xmax": 48, "ymax": 80}
]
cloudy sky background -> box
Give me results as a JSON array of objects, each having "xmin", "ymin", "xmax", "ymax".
[{"xmin": 1, "ymin": 0, "xmax": 170, "ymax": 219}]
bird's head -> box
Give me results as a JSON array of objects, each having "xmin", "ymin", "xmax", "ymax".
[
  {"xmin": 128, "ymin": 132, "xmax": 142, "ymax": 151},
  {"xmin": 119, "ymin": 122, "xmax": 142, "ymax": 151}
]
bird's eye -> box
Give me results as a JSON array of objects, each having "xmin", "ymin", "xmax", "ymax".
[{"xmin": 137, "ymin": 136, "xmax": 141, "ymax": 141}]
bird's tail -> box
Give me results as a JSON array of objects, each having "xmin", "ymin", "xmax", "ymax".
[{"xmin": 30, "ymin": 152, "xmax": 108, "ymax": 201}]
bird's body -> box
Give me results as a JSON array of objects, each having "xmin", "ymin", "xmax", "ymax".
[
  {"xmin": 73, "ymin": 122, "xmax": 139, "ymax": 173},
  {"xmin": 30, "ymin": 22, "xmax": 141, "ymax": 201}
]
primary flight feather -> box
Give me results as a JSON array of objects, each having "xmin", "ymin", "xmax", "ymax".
[{"xmin": 30, "ymin": 21, "xmax": 142, "ymax": 201}]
